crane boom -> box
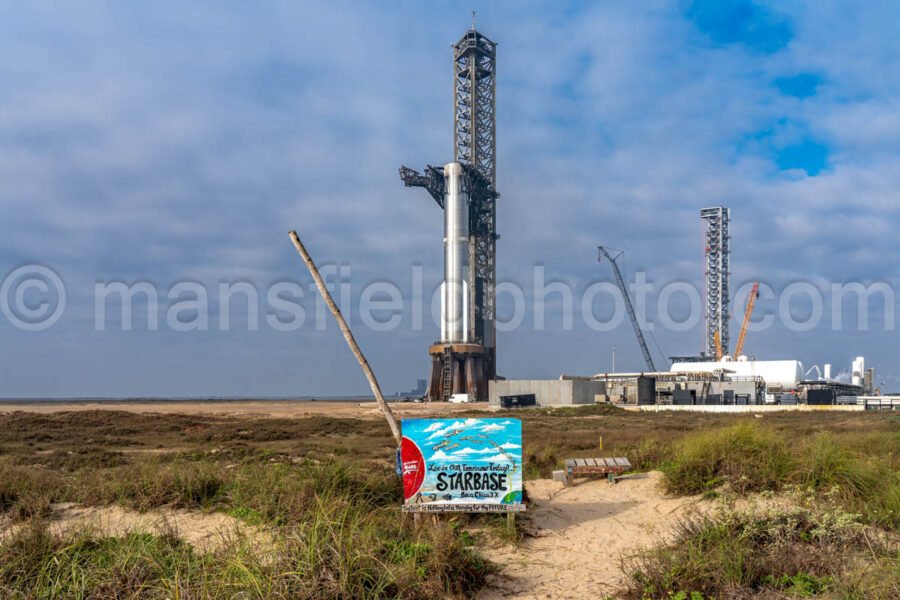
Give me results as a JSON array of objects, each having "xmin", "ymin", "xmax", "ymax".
[
  {"xmin": 598, "ymin": 246, "xmax": 657, "ymax": 372},
  {"xmin": 734, "ymin": 282, "xmax": 760, "ymax": 358}
]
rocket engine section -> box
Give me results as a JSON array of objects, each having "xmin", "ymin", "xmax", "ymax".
[{"xmin": 441, "ymin": 163, "xmax": 470, "ymax": 344}]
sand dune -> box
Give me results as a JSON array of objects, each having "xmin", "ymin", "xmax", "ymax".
[
  {"xmin": 1, "ymin": 503, "xmax": 272, "ymax": 554},
  {"xmin": 480, "ymin": 472, "xmax": 704, "ymax": 599}
]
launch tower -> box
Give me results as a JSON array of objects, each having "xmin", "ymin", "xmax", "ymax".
[
  {"xmin": 701, "ymin": 206, "xmax": 731, "ymax": 358},
  {"xmin": 399, "ymin": 26, "xmax": 498, "ymax": 401}
]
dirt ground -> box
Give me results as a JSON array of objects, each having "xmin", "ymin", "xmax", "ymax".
[
  {"xmin": 480, "ymin": 472, "xmax": 704, "ymax": 600},
  {"xmin": 0, "ymin": 470, "xmax": 698, "ymax": 600},
  {"xmin": 0, "ymin": 400, "xmax": 484, "ymax": 419}
]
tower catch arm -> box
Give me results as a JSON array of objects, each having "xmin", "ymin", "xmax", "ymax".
[{"xmin": 399, "ymin": 165, "xmax": 445, "ymax": 208}]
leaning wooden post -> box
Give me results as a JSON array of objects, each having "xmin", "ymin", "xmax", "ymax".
[{"xmin": 288, "ymin": 230, "xmax": 402, "ymax": 446}]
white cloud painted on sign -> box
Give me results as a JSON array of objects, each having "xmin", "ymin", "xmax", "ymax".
[
  {"xmin": 477, "ymin": 453, "xmax": 518, "ymax": 462},
  {"xmin": 426, "ymin": 418, "xmax": 481, "ymax": 440},
  {"xmin": 453, "ymin": 447, "xmax": 496, "ymax": 455},
  {"xmin": 479, "ymin": 423, "xmax": 506, "ymax": 433}
]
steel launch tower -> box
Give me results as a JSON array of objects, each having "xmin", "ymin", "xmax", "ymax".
[
  {"xmin": 399, "ymin": 26, "xmax": 498, "ymax": 401},
  {"xmin": 701, "ymin": 206, "xmax": 730, "ymax": 358}
]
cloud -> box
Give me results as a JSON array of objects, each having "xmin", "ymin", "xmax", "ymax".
[
  {"xmin": 453, "ymin": 447, "xmax": 497, "ymax": 455},
  {"xmin": 500, "ymin": 442, "xmax": 521, "ymax": 449},
  {"xmin": 479, "ymin": 423, "xmax": 507, "ymax": 433},
  {"xmin": 477, "ymin": 453, "xmax": 519, "ymax": 462},
  {"xmin": 426, "ymin": 419, "xmax": 480, "ymax": 440},
  {"xmin": 428, "ymin": 450, "xmax": 452, "ymax": 461},
  {"xmin": 0, "ymin": 2, "xmax": 898, "ymax": 396}
]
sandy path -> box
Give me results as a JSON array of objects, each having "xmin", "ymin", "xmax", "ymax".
[{"xmin": 479, "ymin": 472, "xmax": 703, "ymax": 600}]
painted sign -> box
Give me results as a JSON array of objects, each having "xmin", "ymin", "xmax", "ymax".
[{"xmin": 401, "ymin": 418, "xmax": 524, "ymax": 512}]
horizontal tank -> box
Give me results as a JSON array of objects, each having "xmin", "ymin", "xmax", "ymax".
[{"xmin": 670, "ymin": 359, "xmax": 803, "ymax": 389}]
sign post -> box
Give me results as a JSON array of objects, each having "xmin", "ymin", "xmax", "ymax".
[{"xmin": 400, "ymin": 418, "xmax": 525, "ymax": 513}]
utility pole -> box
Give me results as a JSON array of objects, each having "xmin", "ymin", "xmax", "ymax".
[{"xmin": 288, "ymin": 230, "xmax": 402, "ymax": 446}]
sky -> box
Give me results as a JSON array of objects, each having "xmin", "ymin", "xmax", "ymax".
[{"xmin": 1, "ymin": 0, "xmax": 899, "ymax": 397}]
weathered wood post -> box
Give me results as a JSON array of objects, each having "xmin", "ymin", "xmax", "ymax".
[{"xmin": 288, "ymin": 230, "xmax": 402, "ymax": 446}]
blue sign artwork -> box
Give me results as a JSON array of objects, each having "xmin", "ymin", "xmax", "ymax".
[{"xmin": 401, "ymin": 418, "xmax": 525, "ymax": 512}]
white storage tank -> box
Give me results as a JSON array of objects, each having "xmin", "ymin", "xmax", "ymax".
[
  {"xmin": 851, "ymin": 356, "xmax": 865, "ymax": 387},
  {"xmin": 670, "ymin": 359, "xmax": 803, "ymax": 389}
]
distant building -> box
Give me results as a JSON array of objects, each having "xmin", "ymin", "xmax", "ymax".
[{"xmin": 396, "ymin": 379, "xmax": 428, "ymax": 398}]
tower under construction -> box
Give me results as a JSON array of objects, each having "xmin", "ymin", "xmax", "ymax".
[
  {"xmin": 399, "ymin": 26, "xmax": 498, "ymax": 401},
  {"xmin": 701, "ymin": 206, "xmax": 730, "ymax": 358}
]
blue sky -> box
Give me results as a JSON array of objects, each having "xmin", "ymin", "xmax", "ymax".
[{"xmin": 1, "ymin": 1, "xmax": 898, "ymax": 397}]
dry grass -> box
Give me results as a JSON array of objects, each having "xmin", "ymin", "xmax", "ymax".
[
  {"xmin": 0, "ymin": 459, "xmax": 491, "ymax": 599},
  {"xmin": 621, "ymin": 504, "xmax": 900, "ymax": 599},
  {"xmin": 0, "ymin": 410, "xmax": 495, "ymax": 598},
  {"xmin": 0, "ymin": 406, "xmax": 896, "ymax": 598}
]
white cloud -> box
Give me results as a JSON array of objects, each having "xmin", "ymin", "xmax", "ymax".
[
  {"xmin": 452, "ymin": 447, "xmax": 496, "ymax": 456},
  {"xmin": 426, "ymin": 418, "xmax": 480, "ymax": 440},
  {"xmin": 428, "ymin": 450, "xmax": 452, "ymax": 461},
  {"xmin": 479, "ymin": 423, "xmax": 507, "ymax": 433},
  {"xmin": 1, "ymin": 2, "xmax": 898, "ymax": 396},
  {"xmin": 478, "ymin": 453, "xmax": 518, "ymax": 462}
]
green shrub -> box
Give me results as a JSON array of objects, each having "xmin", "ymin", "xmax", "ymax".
[
  {"xmin": 662, "ymin": 426, "xmax": 899, "ymax": 529},
  {"xmin": 662, "ymin": 422, "xmax": 791, "ymax": 495},
  {"xmin": 794, "ymin": 435, "xmax": 900, "ymax": 529},
  {"xmin": 621, "ymin": 505, "xmax": 893, "ymax": 599}
]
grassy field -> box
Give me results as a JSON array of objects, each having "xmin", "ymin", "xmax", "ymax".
[{"xmin": 0, "ymin": 406, "xmax": 897, "ymax": 598}]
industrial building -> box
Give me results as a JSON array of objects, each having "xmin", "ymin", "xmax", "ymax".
[
  {"xmin": 490, "ymin": 378, "xmax": 605, "ymax": 408},
  {"xmin": 489, "ymin": 373, "xmax": 761, "ymax": 408},
  {"xmin": 487, "ymin": 358, "xmax": 880, "ymax": 409}
]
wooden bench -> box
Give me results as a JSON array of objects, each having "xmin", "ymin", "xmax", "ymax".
[{"xmin": 561, "ymin": 457, "xmax": 632, "ymax": 486}]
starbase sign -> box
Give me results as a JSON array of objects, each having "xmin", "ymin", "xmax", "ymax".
[{"xmin": 401, "ymin": 418, "xmax": 525, "ymax": 513}]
